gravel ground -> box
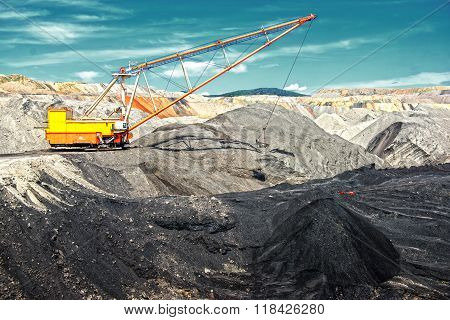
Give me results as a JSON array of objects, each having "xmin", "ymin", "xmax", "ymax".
[{"xmin": 0, "ymin": 164, "xmax": 448, "ymax": 299}]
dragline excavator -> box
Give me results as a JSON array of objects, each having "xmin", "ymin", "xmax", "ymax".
[{"xmin": 45, "ymin": 14, "xmax": 316, "ymax": 149}]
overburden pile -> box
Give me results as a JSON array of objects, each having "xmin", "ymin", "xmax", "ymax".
[{"xmin": 69, "ymin": 105, "xmax": 380, "ymax": 198}]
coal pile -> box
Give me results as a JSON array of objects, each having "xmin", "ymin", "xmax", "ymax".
[
  {"xmin": 1, "ymin": 164, "xmax": 448, "ymax": 299},
  {"xmin": 252, "ymin": 198, "xmax": 399, "ymax": 299}
]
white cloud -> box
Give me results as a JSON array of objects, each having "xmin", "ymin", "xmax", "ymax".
[
  {"xmin": 102, "ymin": 64, "xmax": 115, "ymax": 70},
  {"xmin": 7, "ymin": 45, "xmax": 193, "ymax": 67},
  {"xmin": 0, "ymin": 9, "xmax": 49, "ymax": 19},
  {"xmin": 230, "ymin": 64, "xmax": 247, "ymax": 74},
  {"xmin": 248, "ymin": 36, "xmax": 382, "ymax": 64},
  {"xmin": 139, "ymin": 37, "xmax": 190, "ymax": 46},
  {"xmin": 145, "ymin": 17, "xmax": 198, "ymax": 26},
  {"xmin": 333, "ymin": 72, "xmax": 450, "ymax": 88},
  {"xmin": 259, "ymin": 63, "xmax": 279, "ymax": 69},
  {"xmin": 75, "ymin": 71, "xmax": 100, "ymax": 82},
  {"xmin": 73, "ymin": 14, "xmax": 110, "ymax": 22},
  {"xmin": 22, "ymin": 0, "xmax": 131, "ymax": 14},
  {"xmin": 0, "ymin": 22, "xmax": 115, "ymax": 44},
  {"xmin": 139, "ymin": 30, "xmax": 207, "ymax": 46},
  {"xmin": 284, "ymin": 83, "xmax": 307, "ymax": 92},
  {"xmin": 25, "ymin": 22, "xmax": 110, "ymax": 43},
  {"xmin": 172, "ymin": 31, "xmax": 211, "ymax": 39},
  {"xmin": 301, "ymin": 38, "xmax": 378, "ymax": 54},
  {"xmin": 257, "ymin": 25, "xmax": 433, "ymax": 61},
  {"xmin": 221, "ymin": 27, "xmax": 240, "ymax": 31},
  {"xmin": 0, "ymin": 37, "xmax": 43, "ymax": 45},
  {"xmin": 272, "ymin": 38, "xmax": 379, "ymax": 56}
]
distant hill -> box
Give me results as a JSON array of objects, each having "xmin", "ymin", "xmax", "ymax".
[{"xmin": 207, "ymin": 88, "xmax": 308, "ymax": 97}]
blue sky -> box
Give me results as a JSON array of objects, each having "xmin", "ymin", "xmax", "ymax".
[{"xmin": 0, "ymin": 0, "xmax": 449, "ymax": 94}]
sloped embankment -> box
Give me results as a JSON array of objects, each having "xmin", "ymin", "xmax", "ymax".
[
  {"xmin": 102, "ymin": 105, "xmax": 379, "ymax": 196},
  {"xmin": 353, "ymin": 110, "xmax": 450, "ymax": 167}
]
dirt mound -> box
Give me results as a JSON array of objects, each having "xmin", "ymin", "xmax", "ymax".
[
  {"xmin": 1, "ymin": 164, "xmax": 448, "ymax": 299},
  {"xmin": 0, "ymin": 74, "xmax": 51, "ymax": 94},
  {"xmin": 351, "ymin": 110, "xmax": 450, "ymax": 167},
  {"xmin": 131, "ymin": 105, "xmax": 380, "ymax": 190},
  {"xmin": 311, "ymin": 105, "xmax": 450, "ymax": 167},
  {"xmin": 314, "ymin": 113, "xmax": 349, "ymax": 134},
  {"xmin": 0, "ymin": 97, "xmax": 49, "ymax": 154},
  {"xmin": 252, "ymin": 198, "xmax": 399, "ymax": 299}
]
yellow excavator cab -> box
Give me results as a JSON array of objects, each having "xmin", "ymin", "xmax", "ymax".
[{"xmin": 45, "ymin": 107, "xmax": 128, "ymax": 147}]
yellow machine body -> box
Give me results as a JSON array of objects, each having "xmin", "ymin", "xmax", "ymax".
[{"xmin": 45, "ymin": 107, "xmax": 127, "ymax": 147}]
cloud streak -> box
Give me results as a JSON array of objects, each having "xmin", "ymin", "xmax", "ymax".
[
  {"xmin": 332, "ymin": 72, "xmax": 450, "ymax": 88},
  {"xmin": 26, "ymin": 22, "xmax": 110, "ymax": 43},
  {"xmin": 72, "ymin": 14, "xmax": 114, "ymax": 22},
  {"xmin": 21, "ymin": 0, "xmax": 132, "ymax": 14},
  {"xmin": 0, "ymin": 9, "xmax": 49, "ymax": 19},
  {"xmin": 301, "ymin": 38, "xmax": 380, "ymax": 54},
  {"xmin": 0, "ymin": 22, "xmax": 118, "ymax": 44},
  {"xmin": 249, "ymin": 24, "xmax": 433, "ymax": 64},
  {"xmin": 6, "ymin": 45, "xmax": 194, "ymax": 67},
  {"xmin": 245, "ymin": 36, "xmax": 380, "ymax": 65}
]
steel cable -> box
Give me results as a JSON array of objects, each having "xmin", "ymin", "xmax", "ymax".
[{"xmin": 257, "ymin": 20, "xmax": 313, "ymax": 146}]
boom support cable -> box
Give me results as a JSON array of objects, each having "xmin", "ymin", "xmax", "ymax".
[
  {"xmin": 148, "ymin": 67, "xmax": 186, "ymax": 92},
  {"xmin": 193, "ymin": 51, "xmax": 219, "ymax": 88},
  {"xmin": 185, "ymin": 54, "xmax": 227, "ymax": 70},
  {"xmin": 162, "ymin": 62, "xmax": 180, "ymax": 97},
  {"xmin": 234, "ymin": 37, "xmax": 260, "ymax": 63},
  {"xmin": 257, "ymin": 20, "xmax": 313, "ymax": 146}
]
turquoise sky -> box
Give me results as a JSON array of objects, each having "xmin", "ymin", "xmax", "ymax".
[{"xmin": 0, "ymin": 0, "xmax": 449, "ymax": 94}]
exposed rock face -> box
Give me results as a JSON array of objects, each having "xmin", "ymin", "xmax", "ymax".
[
  {"xmin": 314, "ymin": 87, "xmax": 450, "ymax": 97},
  {"xmin": 351, "ymin": 110, "xmax": 450, "ymax": 167},
  {"xmin": 2, "ymin": 75, "xmax": 449, "ymax": 120},
  {"xmin": 310, "ymin": 87, "xmax": 450, "ymax": 111},
  {"xmin": 0, "ymin": 74, "xmax": 51, "ymax": 94},
  {"xmin": 312, "ymin": 104, "xmax": 450, "ymax": 168},
  {"xmin": 0, "ymin": 97, "xmax": 49, "ymax": 154}
]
